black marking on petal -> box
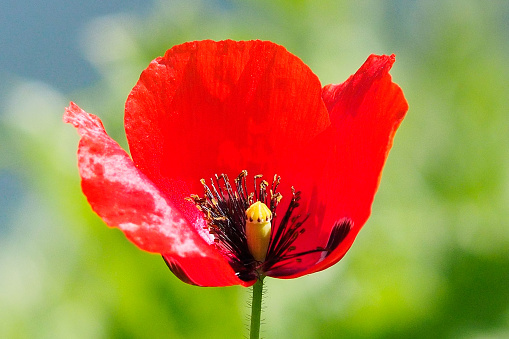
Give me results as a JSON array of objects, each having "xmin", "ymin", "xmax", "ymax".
[
  {"xmin": 324, "ymin": 218, "xmax": 353, "ymax": 257},
  {"xmin": 162, "ymin": 256, "xmax": 197, "ymax": 286},
  {"xmin": 236, "ymin": 269, "xmax": 259, "ymax": 282}
]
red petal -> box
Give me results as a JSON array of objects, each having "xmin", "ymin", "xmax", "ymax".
[
  {"xmin": 64, "ymin": 102, "xmax": 248, "ymax": 286},
  {"xmin": 268, "ymin": 54, "xmax": 408, "ymax": 278},
  {"xmin": 323, "ymin": 54, "xmax": 407, "ymax": 225},
  {"xmin": 124, "ymin": 40, "xmax": 330, "ymax": 226}
]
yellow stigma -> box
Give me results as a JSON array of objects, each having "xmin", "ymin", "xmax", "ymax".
[{"xmin": 245, "ymin": 201, "xmax": 272, "ymax": 262}]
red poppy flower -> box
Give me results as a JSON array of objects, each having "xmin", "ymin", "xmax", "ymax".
[{"xmin": 64, "ymin": 40, "xmax": 408, "ymax": 287}]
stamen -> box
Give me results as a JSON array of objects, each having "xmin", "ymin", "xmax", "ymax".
[
  {"xmin": 267, "ymin": 218, "xmax": 353, "ymax": 272},
  {"xmin": 187, "ymin": 170, "xmax": 352, "ymax": 280}
]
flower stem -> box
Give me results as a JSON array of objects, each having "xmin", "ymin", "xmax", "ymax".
[{"xmin": 250, "ymin": 276, "xmax": 264, "ymax": 339}]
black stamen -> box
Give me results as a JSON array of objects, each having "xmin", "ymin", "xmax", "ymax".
[
  {"xmin": 253, "ymin": 174, "xmax": 263, "ymax": 202},
  {"xmin": 187, "ymin": 170, "xmax": 352, "ymax": 281}
]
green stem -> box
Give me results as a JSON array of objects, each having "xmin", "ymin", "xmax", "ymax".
[{"xmin": 250, "ymin": 276, "xmax": 264, "ymax": 339}]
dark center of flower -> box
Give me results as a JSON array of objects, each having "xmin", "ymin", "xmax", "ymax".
[{"xmin": 187, "ymin": 170, "xmax": 352, "ymax": 281}]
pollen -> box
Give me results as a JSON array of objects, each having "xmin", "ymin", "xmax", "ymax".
[{"xmin": 245, "ymin": 201, "xmax": 272, "ymax": 262}]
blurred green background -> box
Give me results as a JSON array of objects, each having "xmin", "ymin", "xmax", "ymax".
[{"xmin": 1, "ymin": 0, "xmax": 509, "ymax": 338}]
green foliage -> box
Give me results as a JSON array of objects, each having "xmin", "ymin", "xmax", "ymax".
[{"xmin": 1, "ymin": 0, "xmax": 508, "ymax": 338}]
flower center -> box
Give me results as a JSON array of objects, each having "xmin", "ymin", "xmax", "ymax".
[{"xmin": 187, "ymin": 170, "xmax": 352, "ymax": 281}]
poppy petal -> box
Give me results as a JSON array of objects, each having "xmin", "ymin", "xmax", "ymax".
[
  {"xmin": 64, "ymin": 102, "xmax": 248, "ymax": 286},
  {"xmin": 124, "ymin": 40, "xmax": 330, "ymax": 228},
  {"xmin": 324, "ymin": 54, "xmax": 407, "ymax": 224},
  {"xmin": 269, "ymin": 54, "xmax": 408, "ymax": 278}
]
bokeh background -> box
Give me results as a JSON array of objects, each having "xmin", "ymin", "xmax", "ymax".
[{"xmin": 1, "ymin": 0, "xmax": 508, "ymax": 338}]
